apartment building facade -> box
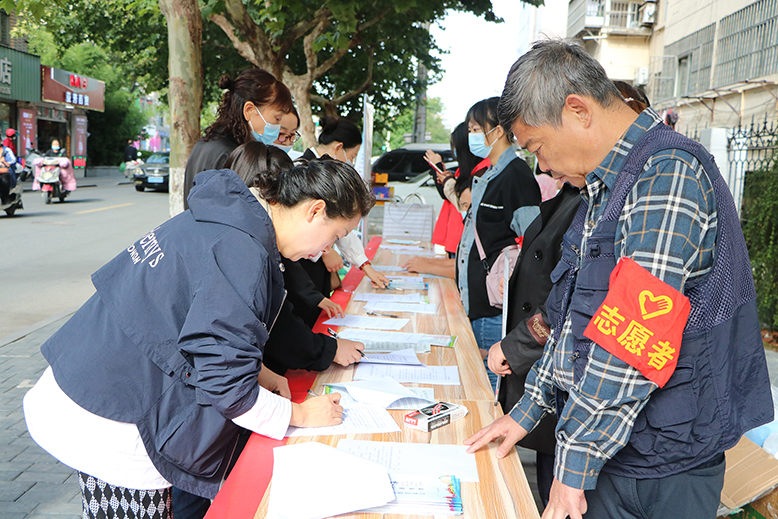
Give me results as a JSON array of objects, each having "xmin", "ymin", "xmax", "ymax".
[{"xmin": 567, "ymin": 0, "xmax": 778, "ymax": 213}]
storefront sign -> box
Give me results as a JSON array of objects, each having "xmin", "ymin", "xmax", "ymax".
[
  {"xmin": 0, "ymin": 47, "xmax": 41, "ymax": 103},
  {"xmin": 18, "ymin": 108, "xmax": 37, "ymax": 154},
  {"xmin": 41, "ymin": 66, "xmax": 105, "ymax": 112},
  {"xmin": 73, "ymin": 115, "xmax": 87, "ymax": 168}
]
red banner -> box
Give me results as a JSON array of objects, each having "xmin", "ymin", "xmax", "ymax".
[{"xmin": 583, "ymin": 257, "xmax": 691, "ymax": 387}]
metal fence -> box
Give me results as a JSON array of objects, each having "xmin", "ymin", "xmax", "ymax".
[
  {"xmin": 683, "ymin": 115, "xmax": 778, "ymax": 217},
  {"xmin": 728, "ymin": 115, "xmax": 778, "ymax": 218}
]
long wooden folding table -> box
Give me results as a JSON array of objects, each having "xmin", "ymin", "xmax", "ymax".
[{"xmin": 205, "ymin": 238, "xmax": 540, "ymax": 519}]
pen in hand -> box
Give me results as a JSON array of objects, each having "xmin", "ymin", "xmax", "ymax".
[
  {"xmin": 328, "ymin": 327, "xmax": 370, "ymax": 361},
  {"xmin": 307, "ymin": 389, "xmax": 320, "ymax": 398}
]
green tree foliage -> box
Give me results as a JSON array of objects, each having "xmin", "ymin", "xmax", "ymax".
[
  {"xmin": 742, "ymin": 163, "xmax": 778, "ymax": 330},
  {"xmin": 25, "ymin": 24, "xmax": 148, "ymax": 165},
  {"xmin": 203, "ymin": 0, "xmax": 523, "ymax": 146},
  {"xmin": 375, "ymin": 97, "xmax": 450, "ymax": 155}
]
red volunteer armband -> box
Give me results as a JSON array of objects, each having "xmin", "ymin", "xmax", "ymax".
[{"xmin": 583, "ymin": 257, "xmax": 691, "ymax": 388}]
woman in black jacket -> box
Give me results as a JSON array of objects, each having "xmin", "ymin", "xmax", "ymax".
[{"xmin": 183, "ymin": 68, "xmax": 294, "ymax": 209}]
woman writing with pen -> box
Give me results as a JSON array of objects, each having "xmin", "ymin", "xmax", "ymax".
[{"xmin": 24, "ymin": 155, "xmax": 374, "ymax": 519}]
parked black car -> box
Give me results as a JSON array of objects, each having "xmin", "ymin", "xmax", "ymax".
[
  {"xmin": 134, "ymin": 152, "xmax": 169, "ymax": 192},
  {"xmin": 372, "ymin": 143, "xmax": 455, "ymax": 182}
]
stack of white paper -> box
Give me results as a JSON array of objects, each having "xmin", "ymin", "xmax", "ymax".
[
  {"xmin": 354, "ymin": 363, "xmax": 461, "ymax": 385},
  {"xmin": 323, "ymin": 315, "xmax": 410, "ymax": 331},
  {"xmin": 335, "ymin": 329, "xmax": 456, "ymax": 352},
  {"xmin": 386, "ymin": 275, "xmax": 425, "ymax": 283},
  {"xmin": 363, "ymin": 301, "xmax": 438, "ymax": 314},
  {"xmin": 267, "ymin": 442, "xmax": 395, "ymax": 519},
  {"xmin": 337, "ymin": 440, "xmax": 480, "ymax": 482},
  {"xmin": 360, "ymin": 348, "xmax": 424, "ymax": 365},
  {"xmin": 284, "ymin": 402, "xmax": 401, "ymax": 438},
  {"xmin": 324, "ymin": 377, "xmax": 435, "ymax": 410},
  {"xmin": 379, "ymin": 244, "xmax": 425, "ymax": 251},
  {"xmin": 352, "ymin": 292, "xmax": 423, "ymax": 303}
]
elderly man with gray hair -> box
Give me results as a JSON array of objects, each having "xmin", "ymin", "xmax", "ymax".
[{"xmin": 466, "ymin": 39, "xmax": 773, "ymax": 519}]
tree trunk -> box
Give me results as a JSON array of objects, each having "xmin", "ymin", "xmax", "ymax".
[
  {"xmin": 285, "ymin": 75, "xmax": 317, "ymax": 150},
  {"xmin": 159, "ymin": 0, "xmax": 203, "ymax": 217}
]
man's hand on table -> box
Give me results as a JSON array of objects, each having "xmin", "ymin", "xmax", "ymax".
[
  {"xmin": 464, "ymin": 414, "xmax": 528, "ymax": 458},
  {"xmin": 403, "ymin": 256, "xmax": 429, "ymax": 273},
  {"xmin": 543, "ymin": 479, "xmax": 587, "ymax": 519},
  {"xmin": 290, "ymin": 393, "xmax": 343, "ymax": 427},
  {"xmin": 257, "ymin": 364, "xmax": 291, "ymax": 399},
  {"xmin": 333, "ymin": 339, "xmax": 366, "ymax": 366},
  {"xmin": 487, "ymin": 341, "xmax": 512, "ymax": 376}
]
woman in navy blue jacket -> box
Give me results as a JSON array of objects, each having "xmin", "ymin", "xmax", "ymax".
[{"xmin": 23, "ymin": 160, "xmax": 375, "ymax": 518}]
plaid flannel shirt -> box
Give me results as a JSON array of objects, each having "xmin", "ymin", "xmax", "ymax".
[{"xmin": 509, "ymin": 108, "xmax": 718, "ymax": 489}]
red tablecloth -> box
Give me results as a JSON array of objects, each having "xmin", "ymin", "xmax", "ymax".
[{"xmin": 204, "ymin": 237, "xmax": 382, "ymax": 518}]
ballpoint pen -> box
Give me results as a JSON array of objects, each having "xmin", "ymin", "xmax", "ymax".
[
  {"xmin": 366, "ymin": 311, "xmax": 400, "ymax": 319},
  {"xmin": 307, "ymin": 389, "xmax": 320, "ymax": 398},
  {"xmin": 328, "ymin": 327, "xmax": 370, "ymax": 360}
]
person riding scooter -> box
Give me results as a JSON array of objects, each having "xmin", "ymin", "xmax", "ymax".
[
  {"xmin": 33, "ymin": 140, "xmax": 77, "ymax": 204},
  {"xmin": 0, "ymin": 142, "xmax": 22, "ymax": 216}
]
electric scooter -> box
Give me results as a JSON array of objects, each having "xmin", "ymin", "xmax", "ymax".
[
  {"xmin": 32, "ymin": 156, "xmax": 78, "ymax": 204},
  {"xmin": 0, "ymin": 168, "xmax": 22, "ymax": 216}
]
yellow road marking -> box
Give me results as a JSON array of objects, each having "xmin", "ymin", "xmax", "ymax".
[{"xmin": 76, "ymin": 203, "xmax": 135, "ymax": 214}]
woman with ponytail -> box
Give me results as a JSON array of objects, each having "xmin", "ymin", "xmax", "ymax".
[
  {"xmin": 24, "ymin": 157, "xmax": 375, "ymax": 518},
  {"xmin": 183, "ymin": 68, "xmax": 294, "ymax": 209}
]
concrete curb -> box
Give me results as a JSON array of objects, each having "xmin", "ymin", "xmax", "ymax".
[{"xmin": 0, "ymin": 308, "xmax": 77, "ymax": 348}]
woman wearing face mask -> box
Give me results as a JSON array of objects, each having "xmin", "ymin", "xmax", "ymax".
[
  {"xmin": 23, "ymin": 159, "xmax": 375, "ymax": 519},
  {"xmin": 292, "ymin": 117, "xmax": 389, "ymax": 320},
  {"xmin": 456, "ymin": 97, "xmax": 541, "ymax": 389},
  {"xmin": 183, "ymin": 68, "xmax": 294, "ymax": 209},
  {"xmin": 302, "ymin": 116, "xmax": 361, "ymax": 164},
  {"xmin": 274, "ymin": 107, "xmax": 301, "ymax": 155}
]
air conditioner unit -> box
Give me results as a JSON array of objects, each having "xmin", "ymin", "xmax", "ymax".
[
  {"xmin": 639, "ymin": 1, "xmax": 656, "ymax": 26},
  {"xmin": 634, "ymin": 66, "xmax": 650, "ymax": 86}
]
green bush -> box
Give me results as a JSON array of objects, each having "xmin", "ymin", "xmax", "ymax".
[{"xmin": 742, "ymin": 163, "xmax": 778, "ymax": 331}]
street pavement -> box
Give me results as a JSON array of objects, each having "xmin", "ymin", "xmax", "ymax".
[
  {"xmin": 1, "ymin": 175, "xmax": 169, "ymax": 519},
  {"xmin": 2, "ymin": 176, "xmax": 778, "ymax": 517}
]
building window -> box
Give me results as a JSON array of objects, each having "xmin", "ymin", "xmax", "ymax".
[
  {"xmin": 677, "ymin": 56, "xmax": 690, "ymax": 97},
  {"xmin": 715, "ymin": 0, "xmax": 778, "ymax": 87},
  {"xmin": 653, "ymin": 23, "xmax": 715, "ymax": 102},
  {"xmin": 0, "ymin": 10, "xmax": 9, "ymax": 47}
]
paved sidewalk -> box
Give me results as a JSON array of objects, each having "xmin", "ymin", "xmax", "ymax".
[
  {"xmin": 2, "ymin": 311, "xmax": 778, "ymax": 518},
  {"xmin": 0, "ymin": 312, "xmax": 81, "ymax": 519}
]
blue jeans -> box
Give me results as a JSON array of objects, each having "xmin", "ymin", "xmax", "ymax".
[{"xmin": 470, "ymin": 315, "xmax": 502, "ymax": 391}]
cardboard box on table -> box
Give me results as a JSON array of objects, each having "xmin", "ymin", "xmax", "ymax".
[{"xmin": 719, "ymin": 437, "xmax": 778, "ymax": 518}]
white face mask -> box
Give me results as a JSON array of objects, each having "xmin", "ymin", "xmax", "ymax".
[
  {"xmin": 309, "ymin": 250, "xmax": 324, "ymax": 262},
  {"xmin": 339, "ymin": 147, "xmax": 353, "ymax": 166}
]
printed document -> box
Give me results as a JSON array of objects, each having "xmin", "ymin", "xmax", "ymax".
[
  {"xmin": 354, "ymin": 363, "xmax": 461, "ymax": 385},
  {"xmin": 363, "ymin": 301, "xmax": 437, "ymax": 315},
  {"xmin": 285, "ymin": 402, "xmax": 400, "ymax": 437},
  {"xmin": 337, "ymin": 440, "xmax": 479, "ymax": 482},
  {"xmin": 267, "ymin": 442, "xmax": 394, "ymax": 519},
  {"xmin": 324, "ymin": 378, "xmax": 435, "ymax": 409},
  {"xmin": 352, "ymin": 292, "xmax": 423, "ymax": 303},
  {"xmin": 323, "ymin": 315, "xmax": 410, "ymax": 331}
]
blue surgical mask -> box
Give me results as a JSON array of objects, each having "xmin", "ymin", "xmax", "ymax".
[
  {"xmin": 52, "ymin": 145, "xmax": 60, "ymax": 151},
  {"xmin": 276, "ymin": 144, "xmax": 294, "ymax": 154},
  {"xmin": 468, "ymin": 127, "xmax": 497, "ymax": 158},
  {"xmin": 250, "ymin": 107, "xmax": 281, "ymax": 145}
]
